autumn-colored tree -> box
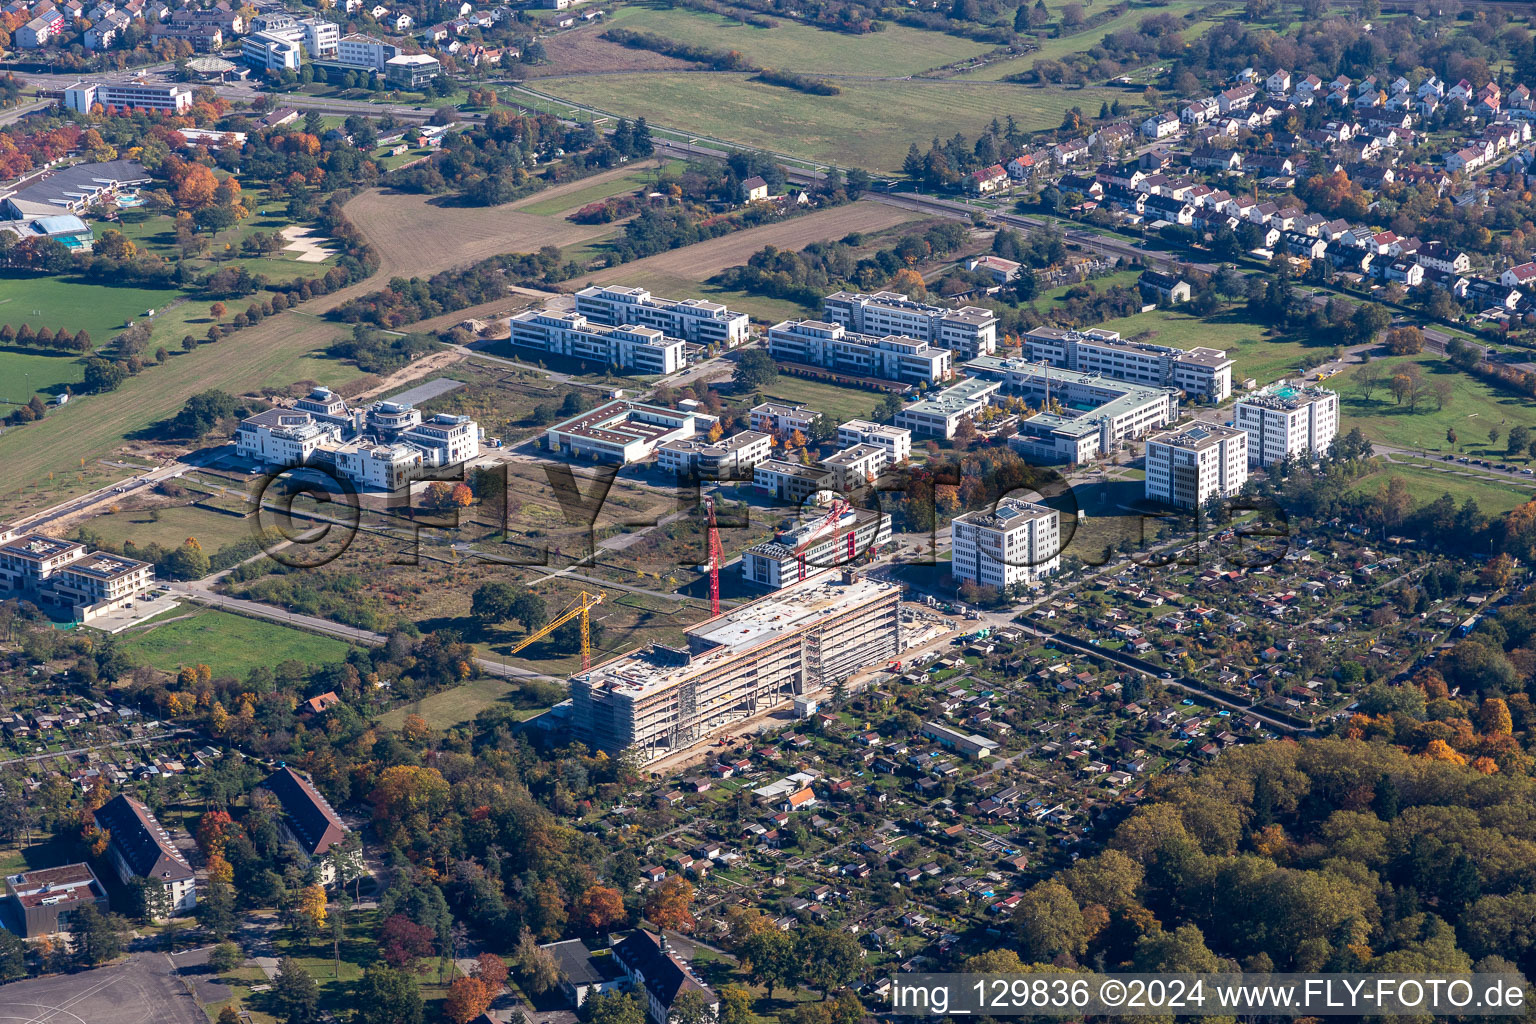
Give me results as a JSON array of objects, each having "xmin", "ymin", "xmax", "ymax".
[
  {"xmin": 380, "ymin": 914, "xmax": 436, "ymax": 970},
  {"xmin": 401, "ymin": 713, "xmax": 431, "ymax": 744},
  {"xmin": 370, "ymin": 764, "xmax": 450, "ymax": 822},
  {"xmin": 197, "ymin": 810, "xmax": 235, "ymax": 857},
  {"xmin": 706, "ymin": 421, "xmax": 724, "ymax": 442},
  {"xmin": 473, "ymin": 952, "xmax": 509, "ymax": 990},
  {"xmin": 444, "ymin": 976, "xmax": 493, "ymax": 1024},
  {"xmin": 207, "ymin": 852, "xmax": 234, "ymax": 886},
  {"xmin": 644, "ymin": 876, "xmax": 695, "ymax": 932},
  {"xmin": 575, "ymin": 884, "xmax": 626, "ymax": 934},
  {"xmin": 1424, "ymin": 739, "xmax": 1467, "ymax": 765},
  {"xmin": 175, "ymin": 163, "xmax": 219, "ymax": 210},
  {"xmin": 298, "ymin": 884, "xmax": 327, "ymax": 932},
  {"xmin": 210, "ymin": 301, "xmax": 226, "ymax": 319},
  {"xmin": 891, "ymin": 266, "xmax": 927, "ymax": 296},
  {"xmin": 449, "ymin": 482, "xmax": 473, "ymax": 508},
  {"xmin": 1480, "ymin": 697, "xmax": 1513, "ymax": 737},
  {"xmin": 1383, "ymin": 325, "xmax": 1423, "ymax": 355}
]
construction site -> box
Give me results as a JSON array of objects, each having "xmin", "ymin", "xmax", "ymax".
[{"xmin": 567, "ymin": 570, "xmax": 902, "ymax": 761}]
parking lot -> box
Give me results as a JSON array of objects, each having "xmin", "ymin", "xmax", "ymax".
[{"xmin": 0, "ymin": 954, "xmax": 204, "ymax": 1024}]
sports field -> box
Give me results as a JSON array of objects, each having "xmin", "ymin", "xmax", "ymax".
[
  {"xmin": 534, "ymin": 73, "xmax": 1129, "ymax": 171},
  {"xmin": 0, "ymin": 275, "xmax": 180, "ymax": 340},
  {"xmin": 122, "ymin": 607, "xmax": 359, "ymax": 677}
]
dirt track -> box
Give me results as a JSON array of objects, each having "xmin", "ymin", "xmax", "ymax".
[{"xmin": 566, "ymin": 200, "xmax": 921, "ymax": 286}]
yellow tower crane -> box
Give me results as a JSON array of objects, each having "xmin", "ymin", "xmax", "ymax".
[{"xmin": 506, "ymin": 590, "xmax": 605, "ymax": 670}]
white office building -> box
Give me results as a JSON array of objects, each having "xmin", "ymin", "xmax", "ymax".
[
  {"xmin": 400, "ymin": 413, "xmax": 480, "ymax": 467},
  {"xmin": 821, "ymin": 443, "xmax": 888, "ymax": 491},
  {"xmin": 63, "ymin": 81, "xmax": 193, "ymax": 115},
  {"xmin": 768, "ymin": 319, "xmax": 952, "ymax": 385},
  {"xmin": 951, "ymin": 498, "xmax": 1060, "ymax": 590},
  {"xmin": 337, "ymin": 33, "xmax": 400, "ymax": 70},
  {"xmin": 1232, "ymin": 380, "xmax": 1339, "ymax": 466},
  {"xmin": 656, "ymin": 430, "xmax": 773, "ymax": 480},
  {"xmin": 544, "ymin": 400, "xmax": 716, "ymax": 465},
  {"xmin": 242, "ymin": 30, "xmax": 302, "ymax": 70},
  {"xmin": 823, "ymin": 290, "xmax": 997, "ymax": 359},
  {"xmin": 508, "ymin": 308, "xmax": 685, "ymax": 374},
  {"xmin": 836, "ymin": 419, "xmax": 912, "ymax": 463},
  {"xmin": 750, "ymin": 403, "xmax": 818, "ymax": 437},
  {"xmin": 575, "ymin": 285, "xmax": 750, "ymax": 348},
  {"xmin": 894, "ymin": 378, "xmax": 1000, "ymax": 438},
  {"xmin": 1023, "ymin": 326, "xmax": 1233, "ymax": 402},
  {"xmin": 966, "ymin": 356, "xmax": 1180, "ymax": 465},
  {"xmin": 1144, "ymin": 424, "xmax": 1249, "ymax": 509},
  {"xmin": 301, "ymin": 18, "xmax": 340, "ymax": 56}
]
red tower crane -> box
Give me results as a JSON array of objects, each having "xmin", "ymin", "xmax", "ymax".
[
  {"xmin": 705, "ymin": 495, "xmax": 723, "ymax": 617},
  {"xmin": 795, "ymin": 498, "xmax": 852, "ymax": 582}
]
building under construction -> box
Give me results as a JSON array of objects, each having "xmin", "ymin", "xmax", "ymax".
[{"xmin": 569, "ymin": 571, "xmax": 901, "ymax": 760}]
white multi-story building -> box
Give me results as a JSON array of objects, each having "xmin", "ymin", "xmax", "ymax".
[
  {"xmin": 768, "ymin": 319, "xmax": 951, "ymax": 385},
  {"xmin": 754, "ymin": 460, "xmax": 834, "ymax": 503},
  {"xmin": 1023, "ymin": 326, "xmax": 1232, "ymax": 402},
  {"xmin": 301, "ymin": 18, "xmax": 339, "ymax": 56},
  {"xmin": 63, "ymin": 81, "xmax": 193, "ymax": 115},
  {"xmin": 656, "ymin": 430, "xmax": 772, "ymax": 480},
  {"xmin": 822, "ymin": 290, "xmax": 997, "ymax": 359},
  {"xmin": 545, "ymin": 400, "xmax": 716, "ymax": 465},
  {"xmin": 836, "ymin": 419, "xmax": 912, "ymax": 463},
  {"xmin": 337, "ymin": 33, "xmax": 400, "ymax": 70},
  {"xmin": 508, "ymin": 308, "xmax": 685, "ymax": 374},
  {"xmin": 575, "ymin": 285, "xmax": 750, "ymax": 348},
  {"xmin": 1232, "ymin": 380, "xmax": 1339, "ymax": 466},
  {"xmin": 236, "ymin": 393, "xmax": 479, "ymax": 490},
  {"xmin": 1144, "ymin": 424, "xmax": 1249, "ymax": 509},
  {"xmin": 967, "ymin": 356, "xmax": 1180, "ymax": 465},
  {"xmin": 750, "ymin": 402, "xmax": 818, "ymax": 437},
  {"xmin": 821, "ymin": 443, "xmax": 888, "ymax": 491},
  {"xmin": 894, "ymin": 378, "xmax": 1000, "ymax": 438},
  {"xmin": 242, "ymin": 30, "xmax": 302, "ymax": 70},
  {"xmin": 0, "ymin": 533, "xmax": 154, "ymax": 622},
  {"xmin": 385, "ymin": 54, "xmax": 440, "ymax": 87},
  {"xmin": 951, "ymin": 498, "xmax": 1060, "ymax": 591},
  {"xmin": 400, "ymin": 413, "xmax": 479, "ymax": 467}
]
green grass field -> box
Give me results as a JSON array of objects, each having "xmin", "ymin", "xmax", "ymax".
[
  {"xmin": 516, "ymin": 160, "xmax": 684, "ymax": 217},
  {"xmin": 1340, "ymin": 354, "xmax": 1536, "ymax": 455},
  {"xmin": 1348, "ymin": 463, "xmax": 1536, "ymax": 515},
  {"xmin": 1092, "ymin": 306, "xmax": 1326, "ymax": 387},
  {"xmin": 534, "ymin": 73, "xmax": 1128, "ymax": 171},
  {"xmin": 752, "ymin": 374, "xmax": 891, "ymax": 422},
  {"xmin": 376, "ymin": 675, "xmax": 552, "ymax": 730},
  {"xmin": 958, "ymin": 0, "xmax": 1221, "ymax": 80},
  {"xmin": 601, "ymin": 2, "xmax": 993, "ymax": 75},
  {"xmin": 0, "ymin": 275, "xmax": 181, "ymax": 341},
  {"xmin": 75, "ymin": 503, "xmax": 255, "ymax": 553},
  {"xmin": 0, "ymin": 348, "xmax": 86, "ymax": 404},
  {"xmin": 121, "ymin": 607, "xmax": 359, "ymax": 678}
]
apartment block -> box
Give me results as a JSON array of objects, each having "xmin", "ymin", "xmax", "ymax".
[
  {"xmin": 1232, "ymin": 380, "xmax": 1339, "ymax": 466},
  {"xmin": 1144, "ymin": 424, "xmax": 1250, "ymax": 509},
  {"xmin": 951, "ymin": 497, "xmax": 1060, "ymax": 590},
  {"xmin": 894, "ymin": 378, "xmax": 1000, "ymax": 438},
  {"xmin": 570, "ymin": 571, "xmax": 901, "ymax": 760},
  {"xmin": 750, "ymin": 402, "xmax": 818, "ymax": 436},
  {"xmin": 821, "ymin": 443, "xmax": 888, "ymax": 491},
  {"xmin": 656, "ymin": 430, "xmax": 772, "ymax": 480},
  {"xmin": 508, "ymin": 308, "xmax": 685, "ymax": 375},
  {"xmin": 966, "ymin": 356, "xmax": 1179, "ymax": 464},
  {"xmin": 575, "ymin": 284, "xmax": 750, "ymax": 348},
  {"xmin": 0, "ymin": 533, "xmax": 153, "ymax": 622},
  {"xmin": 754, "ymin": 459, "xmax": 834, "ymax": 503},
  {"xmin": 767, "ymin": 319, "xmax": 952, "ymax": 385},
  {"xmin": 1023, "ymin": 326, "xmax": 1233, "ymax": 402},
  {"xmin": 741, "ymin": 506, "xmax": 891, "ymax": 589},
  {"xmin": 823, "ymin": 290, "xmax": 997, "ymax": 359},
  {"xmin": 544, "ymin": 400, "xmax": 716, "ymax": 465},
  {"xmin": 837, "ymin": 419, "xmax": 912, "ymax": 463},
  {"xmin": 93, "ymin": 795, "xmax": 196, "ymax": 916}
]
